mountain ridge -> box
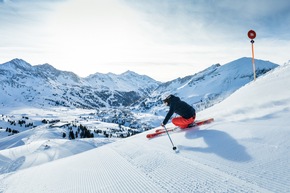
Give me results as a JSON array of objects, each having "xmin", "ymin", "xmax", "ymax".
[
  {"xmin": 0, "ymin": 58, "xmax": 160, "ymax": 108},
  {"xmin": 0, "ymin": 57, "xmax": 279, "ymax": 113},
  {"xmin": 135, "ymin": 57, "xmax": 279, "ymax": 117}
]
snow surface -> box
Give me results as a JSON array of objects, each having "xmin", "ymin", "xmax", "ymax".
[{"xmin": 0, "ymin": 63, "xmax": 290, "ymax": 192}]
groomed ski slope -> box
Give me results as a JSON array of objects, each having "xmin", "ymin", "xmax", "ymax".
[{"xmin": 0, "ymin": 63, "xmax": 290, "ymax": 192}]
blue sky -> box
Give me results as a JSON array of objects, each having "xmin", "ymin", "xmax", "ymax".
[{"xmin": 0, "ymin": 0, "xmax": 290, "ymax": 81}]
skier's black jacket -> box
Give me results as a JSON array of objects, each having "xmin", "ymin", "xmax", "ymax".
[{"xmin": 163, "ymin": 95, "xmax": 196, "ymax": 125}]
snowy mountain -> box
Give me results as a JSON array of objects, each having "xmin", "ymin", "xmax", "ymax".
[
  {"xmin": 86, "ymin": 70, "xmax": 157, "ymax": 93},
  {"xmin": 0, "ymin": 58, "xmax": 279, "ymax": 130},
  {"xmin": 0, "ymin": 59, "xmax": 159, "ymax": 108},
  {"xmin": 136, "ymin": 57, "xmax": 278, "ymax": 116},
  {"xmin": 0, "ymin": 61, "xmax": 289, "ymax": 192}
]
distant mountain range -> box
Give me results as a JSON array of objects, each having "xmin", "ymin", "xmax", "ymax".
[
  {"xmin": 0, "ymin": 58, "xmax": 278, "ymax": 116},
  {"xmin": 0, "ymin": 57, "xmax": 280, "ymax": 129},
  {"xmin": 0, "ymin": 58, "xmax": 159, "ymax": 108}
]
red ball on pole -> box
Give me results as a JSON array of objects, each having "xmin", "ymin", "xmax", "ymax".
[{"xmin": 248, "ymin": 30, "xmax": 256, "ymax": 39}]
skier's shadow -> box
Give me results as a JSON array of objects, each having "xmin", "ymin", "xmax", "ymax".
[{"xmin": 179, "ymin": 128, "xmax": 252, "ymax": 162}]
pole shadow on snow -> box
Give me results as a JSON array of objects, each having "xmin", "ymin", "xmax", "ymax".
[{"xmin": 179, "ymin": 129, "xmax": 252, "ymax": 162}]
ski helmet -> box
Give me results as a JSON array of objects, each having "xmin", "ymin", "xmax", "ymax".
[{"xmin": 163, "ymin": 94, "xmax": 173, "ymax": 104}]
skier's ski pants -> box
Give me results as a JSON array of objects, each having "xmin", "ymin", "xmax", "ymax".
[{"xmin": 172, "ymin": 116, "xmax": 195, "ymax": 129}]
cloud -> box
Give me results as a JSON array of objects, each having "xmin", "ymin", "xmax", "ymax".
[
  {"xmin": 215, "ymin": 0, "xmax": 290, "ymax": 37},
  {"xmin": 0, "ymin": 1, "xmax": 66, "ymax": 49},
  {"xmin": 0, "ymin": 0, "xmax": 64, "ymax": 40},
  {"xmin": 123, "ymin": 0, "xmax": 290, "ymax": 42}
]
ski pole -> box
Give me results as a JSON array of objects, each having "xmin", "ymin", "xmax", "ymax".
[{"xmin": 162, "ymin": 125, "xmax": 177, "ymax": 150}]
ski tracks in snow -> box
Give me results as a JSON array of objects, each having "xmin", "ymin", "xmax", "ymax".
[
  {"xmin": 111, "ymin": 136, "xmax": 273, "ymax": 193},
  {"xmin": 1, "ymin": 144, "xmax": 163, "ymax": 193},
  {"xmin": 1, "ymin": 128, "xmax": 287, "ymax": 192}
]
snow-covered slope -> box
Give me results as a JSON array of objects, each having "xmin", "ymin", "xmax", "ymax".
[
  {"xmin": 0, "ymin": 125, "xmax": 115, "ymax": 173},
  {"xmin": 0, "ymin": 62, "xmax": 289, "ymax": 192},
  {"xmin": 137, "ymin": 57, "xmax": 278, "ymax": 115}
]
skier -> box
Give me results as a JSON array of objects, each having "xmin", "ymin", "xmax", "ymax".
[{"xmin": 162, "ymin": 94, "xmax": 196, "ymax": 129}]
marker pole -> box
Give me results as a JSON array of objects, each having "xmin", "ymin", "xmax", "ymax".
[
  {"xmin": 248, "ymin": 30, "xmax": 257, "ymax": 81},
  {"xmin": 251, "ymin": 39, "xmax": 256, "ymax": 81}
]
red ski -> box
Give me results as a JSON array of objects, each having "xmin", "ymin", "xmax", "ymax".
[{"xmin": 146, "ymin": 118, "xmax": 214, "ymax": 139}]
